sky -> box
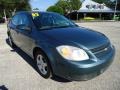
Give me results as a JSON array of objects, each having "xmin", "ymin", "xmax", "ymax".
[{"xmin": 30, "ymin": 0, "xmax": 58, "ymax": 11}]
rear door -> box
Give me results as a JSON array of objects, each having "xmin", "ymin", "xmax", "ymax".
[{"xmin": 9, "ymin": 14, "xmax": 21, "ymax": 46}]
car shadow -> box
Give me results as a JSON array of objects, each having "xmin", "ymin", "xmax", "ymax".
[
  {"xmin": 0, "ymin": 85, "xmax": 8, "ymax": 90},
  {"xmin": 6, "ymin": 39, "xmax": 71, "ymax": 83}
]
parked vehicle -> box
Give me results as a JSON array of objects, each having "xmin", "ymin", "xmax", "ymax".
[
  {"xmin": 7, "ymin": 11, "xmax": 115, "ymax": 81},
  {"xmin": 0, "ymin": 18, "xmax": 5, "ymax": 23}
]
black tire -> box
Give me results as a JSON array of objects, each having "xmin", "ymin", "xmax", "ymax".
[
  {"xmin": 35, "ymin": 50, "xmax": 52, "ymax": 79},
  {"xmin": 8, "ymin": 35, "xmax": 16, "ymax": 48}
]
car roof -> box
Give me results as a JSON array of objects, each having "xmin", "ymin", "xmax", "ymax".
[{"xmin": 15, "ymin": 11, "xmax": 57, "ymax": 16}]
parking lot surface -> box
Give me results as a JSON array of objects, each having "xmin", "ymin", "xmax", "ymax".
[{"xmin": 0, "ymin": 22, "xmax": 120, "ymax": 90}]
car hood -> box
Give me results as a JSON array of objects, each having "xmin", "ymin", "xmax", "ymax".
[{"xmin": 41, "ymin": 27, "xmax": 109, "ymax": 50}]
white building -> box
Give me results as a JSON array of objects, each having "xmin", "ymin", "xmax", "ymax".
[
  {"xmin": 68, "ymin": 0, "xmax": 120, "ymax": 20},
  {"xmin": 79, "ymin": 0, "xmax": 112, "ymax": 12}
]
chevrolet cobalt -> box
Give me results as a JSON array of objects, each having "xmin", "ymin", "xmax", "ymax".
[{"xmin": 7, "ymin": 11, "xmax": 115, "ymax": 81}]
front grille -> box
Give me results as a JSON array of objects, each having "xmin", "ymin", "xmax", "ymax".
[
  {"xmin": 91, "ymin": 42, "xmax": 110, "ymax": 53},
  {"xmin": 92, "ymin": 43, "xmax": 112, "ymax": 60}
]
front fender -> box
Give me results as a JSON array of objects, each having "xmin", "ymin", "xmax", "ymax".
[{"xmin": 33, "ymin": 41, "xmax": 58, "ymax": 74}]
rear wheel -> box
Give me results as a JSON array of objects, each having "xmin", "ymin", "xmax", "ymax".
[{"xmin": 35, "ymin": 50, "xmax": 52, "ymax": 78}]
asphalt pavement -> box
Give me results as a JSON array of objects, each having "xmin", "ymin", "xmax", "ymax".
[{"xmin": 0, "ymin": 22, "xmax": 120, "ymax": 90}]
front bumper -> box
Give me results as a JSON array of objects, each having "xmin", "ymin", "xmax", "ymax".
[{"xmin": 53, "ymin": 45, "xmax": 115, "ymax": 81}]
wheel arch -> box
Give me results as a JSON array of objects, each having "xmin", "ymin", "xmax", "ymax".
[{"xmin": 33, "ymin": 46, "xmax": 55, "ymax": 74}]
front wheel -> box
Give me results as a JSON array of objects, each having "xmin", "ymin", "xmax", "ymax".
[{"xmin": 35, "ymin": 51, "xmax": 52, "ymax": 78}]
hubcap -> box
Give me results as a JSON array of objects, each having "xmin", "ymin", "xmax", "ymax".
[
  {"xmin": 8, "ymin": 36, "xmax": 12, "ymax": 46},
  {"xmin": 36, "ymin": 54, "xmax": 48, "ymax": 75}
]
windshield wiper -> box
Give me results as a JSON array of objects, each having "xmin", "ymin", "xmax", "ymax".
[
  {"xmin": 38, "ymin": 25, "xmax": 77, "ymax": 31},
  {"xmin": 52, "ymin": 25, "xmax": 75, "ymax": 28}
]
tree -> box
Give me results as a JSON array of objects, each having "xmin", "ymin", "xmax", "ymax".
[
  {"xmin": 56, "ymin": 0, "xmax": 82, "ymax": 14},
  {"xmin": 0, "ymin": 0, "xmax": 31, "ymax": 11},
  {"xmin": 47, "ymin": 6, "xmax": 64, "ymax": 15},
  {"xmin": 0, "ymin": 0, "xmax": 31, "ymax": 19},
  {"xmin": 112, "ymin": 0, "xmax": 120, "ymax": 10},
  {"xmin": 92, "ymin": 0, "xmax": 108, "ymax": 4},
  {"xmin": 56, "ymin": 0, "xmax": 69, "ymax": 14},
  {"xmin": 117, "ymin": 0, "xmax": 120, "ymax": 10},
  {"xmin": 70, "ymin": 0, "xmax": 82, "ymax": 11}
]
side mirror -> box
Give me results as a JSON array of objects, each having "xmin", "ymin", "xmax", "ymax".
[{"xmin": 16, "ymin": 24, "xmax": 31, "ymax": 33}]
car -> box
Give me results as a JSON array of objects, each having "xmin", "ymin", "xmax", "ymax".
[
  {"xmin": 0, "ymin": 18, "xmax": 5, "ymax": 23},
  {"xmin": 7, "ymin": 11, "xmax": 115, "ymax": 81}
]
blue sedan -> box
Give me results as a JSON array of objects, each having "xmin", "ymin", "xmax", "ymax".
[{"xmin": 7, "ymin": 11, "xmax": 115, "ymax": 81}]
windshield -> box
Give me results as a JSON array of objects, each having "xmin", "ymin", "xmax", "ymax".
[{"xmin": 32, "ymin": 12, "xmax": 77, "ymax": 30}]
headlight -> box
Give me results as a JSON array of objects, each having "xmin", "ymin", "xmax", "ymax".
[{"xmin": 56, "ymin": 45, "xmax": 89, "ymax": 61}]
